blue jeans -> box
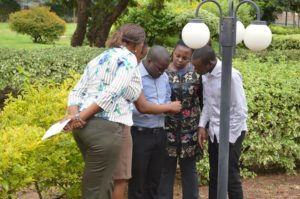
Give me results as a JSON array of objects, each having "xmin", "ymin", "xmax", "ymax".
[{"xmin": 158, "ymin": 156, "xmax": 200, "ymax": 199}]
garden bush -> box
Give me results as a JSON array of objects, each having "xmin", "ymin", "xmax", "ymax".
[
  {"xmin": 0, "ymin": 0, "xmax": 20, "ymax": 22},
  {"xmin": 9, "ymin": 6, "xmax": 66, "ymax": 43},
  {"xmin": 270, "ymin": 25, "xmax": 300, "ymax": 35},
  {"xmin": 0, "ymin": 47, "xmax": 104, "ymax": 91},
  {"xmin": 235, "ymin": 56, "xmax": 300, "ymax": 174},
  {"xmin": 235, "ymin": 49, "xmax": 300, "ymax": 63},
  {"xmin": 270, "ymin": 34, "xmax": 300, "ymax": 50},
  {"xmin": 0, "ymin": 77, "xmax": 83, "ymax": 199},
  {"xmin": 196, "ymin": 54, "xmax": 300, "ymax": 181},
  {"xmin": 118, "ymin": 5, "xmax": 218, "ymax": 46}
]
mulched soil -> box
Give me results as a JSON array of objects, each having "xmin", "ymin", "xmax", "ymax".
[
  {"xmin": 174, "ymin": 170, "xmax": 300, "ymax": 199},
  {"xmin": 19, "ymin": 170, "xmax": 300, "ymax": 199}
]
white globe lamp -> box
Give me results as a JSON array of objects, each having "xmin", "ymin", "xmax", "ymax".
[
  {"xmin": 236, "ymin": 20, "xmax": 245, "ymax": 44},
  {"xmin": 181, "ymin": 19, "xmax": 210, "ymax": 49},
  {"xmin": 243, "ymin": 21, "xmax": 272, "ymax": 51}
]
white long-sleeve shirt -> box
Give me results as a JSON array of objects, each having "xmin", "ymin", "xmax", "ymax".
[{"xmin": 198, "ymin": 60, "xmax": 248, "ymax": 143}]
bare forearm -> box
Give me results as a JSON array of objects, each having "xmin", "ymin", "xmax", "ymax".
[
  {"xmin": 67, "ymin": 105, "xmax": 79, "ymax": 115},
  {"xmin": 79, "ymin": 103, "xmax": 102, "ymax": 121},
  {"xmin": 135, "ymin": 102, "xmax": 171, "ymax": 114},
  {"xmin": 134, "ymin": 93, "xmax": 171, "ymax": 114}
]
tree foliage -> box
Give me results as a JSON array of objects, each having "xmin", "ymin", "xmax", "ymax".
[
  {"xmin": 0, "ymin": 0, "xmax": 20, "ymax": 22},
  {"xmin": 254, "ymin": 0, "xmax": 300, "ymax": 23},
  {"xmin": 9, "ymin": 6, "xmax": 66, "ymax": 43},
  {"xmin": 71, "ymin": 0, "xmax": 168, "ymax": 47}
]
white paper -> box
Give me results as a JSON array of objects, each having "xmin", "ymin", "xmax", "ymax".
[{"xmin": 42, "ymin": 119, "xmax": 71, "ymax": 140}]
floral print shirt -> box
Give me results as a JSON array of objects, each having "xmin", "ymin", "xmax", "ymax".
[
  {"xmin": 165, "ymin": 64, "xmax": 203, "ymax": 159},
  {"xmin": 68, "ymin": 47, "xmax": 142, "ymax": 126}
]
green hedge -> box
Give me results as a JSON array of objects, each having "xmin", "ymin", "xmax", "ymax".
[
  {"xmin": 270, "ymin": 34, "xmax": 300, "ymax": 50},
  {"xmin": 270, "ymin": 25, "xmax": 300, "ymax": 35},
  {"xmin": 0, "ymin": 47, "xmax": 104, "ymax": 91},
  {"xmin": 0, "ymin": 77, "xmax": 83, "ymax": 198},
  {"xmin": 235, "ymin": 49, "xmax": 300, "ymax": 62},
  {"xmin": 196, "ymin": 53, "xmax": 300, "ymax": 182},
  {"xmin": 235, "ymin": 55, "xmax": 300, "ymax": 173}
]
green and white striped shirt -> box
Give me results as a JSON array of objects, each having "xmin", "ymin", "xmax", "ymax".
[{"xmin": 68, "ymin": 46, "xmax": 142, "ymax": 126}]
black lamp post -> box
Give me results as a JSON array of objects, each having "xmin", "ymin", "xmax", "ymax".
[{"xmin": 181, "ymin": 1, "xmax": 272, "ymax": 199}]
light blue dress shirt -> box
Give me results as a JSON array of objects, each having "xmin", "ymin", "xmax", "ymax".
[{"xmin": 132, "ymin": 62, "xmax": 171, "ymax": 128}]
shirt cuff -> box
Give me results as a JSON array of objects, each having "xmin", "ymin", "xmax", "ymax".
[{"xmin": 198, "ymin": 118, "xmax": 208, "ymax": 128}]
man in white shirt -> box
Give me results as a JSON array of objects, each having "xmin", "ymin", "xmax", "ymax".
[{"xmin": 192, "ymin": 45, "xmax": 247, "ymax": 199}]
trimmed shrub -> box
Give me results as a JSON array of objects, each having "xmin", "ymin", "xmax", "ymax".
[
  {"xmin": 235, "ymin": 56, "xmax": 300, "ymax": 174},
  {"xmin": 270, "ymin": 34, "xmax": 300, "ymax": 50},
  {"xmin": 270, "ymin": 25, "xmax": 300, "ymax": 35},
  {"xmin": 235, "ymin": 49, "xmax": 300, "ymax": 63},
  {"xmin": 196, "ymin": 53, "xmax": 300, "ymax": 182},
  {"xmin": 0, "ymin": 47, "xmax": 104, "ymax": 91},
  {"xmin": 9, "ymin": 6, "xmax": 66, "ymax": 43},
  {"xmin": 0, "ymin": 0, "xmax": 20, "ymax": 22},
  {"xmin": 0, "ymin": 77, "xmax": 83, "ymax": 198}
]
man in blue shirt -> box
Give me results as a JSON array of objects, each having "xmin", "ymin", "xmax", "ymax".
[{"xmin": 128, "ymin": 46, "xmax": 171, "ymax": 199}]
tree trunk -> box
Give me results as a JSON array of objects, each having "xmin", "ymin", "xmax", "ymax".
[
  {"xmin": 71, "ymin": 0, "xmax": 90, "ymax": 47},
  {"xmin": 73, "ymin": 7, "xmax": 76, "ymax": 23},
  {"xmin": 88, "ymin": 0, "xmax": 130, "ymax": 47},
  {"xmin": 292, "ymin": 12, "xmax": 296, "ymax": 27},
  {"xmin": 285, "ymin": 11, "xmax": 288, "ymax": 26},
  {"xmin": 298, "ymin": 13, "xmax": 299, "ymax": 28}
]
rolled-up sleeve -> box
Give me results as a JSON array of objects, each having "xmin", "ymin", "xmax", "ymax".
[
  {"xmin": 68, "ymin": 67, "xmax": 89, "ymax": 106},
  {"xmin": 123, "ymin": 68, "xmax": 142, "ymax": 102}
]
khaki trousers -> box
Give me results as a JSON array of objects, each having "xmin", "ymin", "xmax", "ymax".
[{"xmin": 73, "ymin": 117, "xmax": 123, "ymax": 199}]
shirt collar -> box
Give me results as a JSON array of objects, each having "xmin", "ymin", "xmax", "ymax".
[
  {"xmin": 209, "ymin": 59, "xmax": 222, "ymax": 77},
  {"xmin": 139, "ymin": 62, "xmax": 150, "ymax": 77}
]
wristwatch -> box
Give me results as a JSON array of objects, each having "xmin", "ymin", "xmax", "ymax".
[{"xmin": 74, "ymin": 113, "xmax": 80, "ymax": 121}]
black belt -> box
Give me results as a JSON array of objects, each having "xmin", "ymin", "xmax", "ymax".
[{"xmin": 132, "ymin": 126, "xmax": 164, "ymax": 134}]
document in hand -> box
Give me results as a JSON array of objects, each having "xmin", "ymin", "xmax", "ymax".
[{"xmin": 42, "ymin": 119, "xmax": 71, "ymax": 140}]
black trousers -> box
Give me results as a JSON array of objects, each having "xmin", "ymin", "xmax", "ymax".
[
  {"xmin": 128, "ymin": 126, "xmax": 167, "ymax": 199},
  {"xmin": 208, "ymin": 132, "xmax": 245, "ymax": 199}
]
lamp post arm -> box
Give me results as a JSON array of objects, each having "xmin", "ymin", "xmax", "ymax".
[
  {"xmin": 195, "ymin": 0, "xmax": 223, "ymax": 54},
  {"xmin": 229, "ymin": 0, "xmax": 234, "ymax": 17},
  {"xmin": 235, "ymin": 0, "xmax": 261, "ymax": 20},
  {"xmin": 195, "ymin": 0, "xmax": 223, "ymax": 19}
]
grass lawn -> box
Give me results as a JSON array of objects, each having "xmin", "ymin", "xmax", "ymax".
[{"xmin": 0, "ymin": 23, "xmax": 76, "ymax": 49}]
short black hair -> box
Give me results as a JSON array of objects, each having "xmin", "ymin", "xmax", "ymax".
[
  {"xmin": 171, "ymin": 39, "xmax": 193, "ymax": 61},
  {"xmin": 192, "ymin": 45, "xmax": 216, "ymax": 65},
  {"xmin": 147, "ymin": 45, "xmax": 170, "ymax": 63}
]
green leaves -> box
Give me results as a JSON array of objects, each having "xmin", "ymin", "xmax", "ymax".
[
  {"xmin": 0, "ymin": 47, "xmax": 104, "ymax": 91},
  {"xmin": 9, "ymin": 7, "xmax": 67, "ymax": 43},
  {"xmin": 197, "ymin": 49, "xmax": 300, "ymax": 183},
  {"xmin": 0, "ymin": 77, "xmax": 83, "ymax": 198}
]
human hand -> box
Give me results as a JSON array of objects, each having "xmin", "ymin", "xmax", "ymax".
[
  {"xmin": 62, "ymin": 114, "xmax": 86, "ymax": 132},
  {"xmin": 198, "ymin": 127, "xmax": 208, "ymax": 149},
  {"xmin": 168, "ymin": 101, "xmax": 182, "ymax": 113}
]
